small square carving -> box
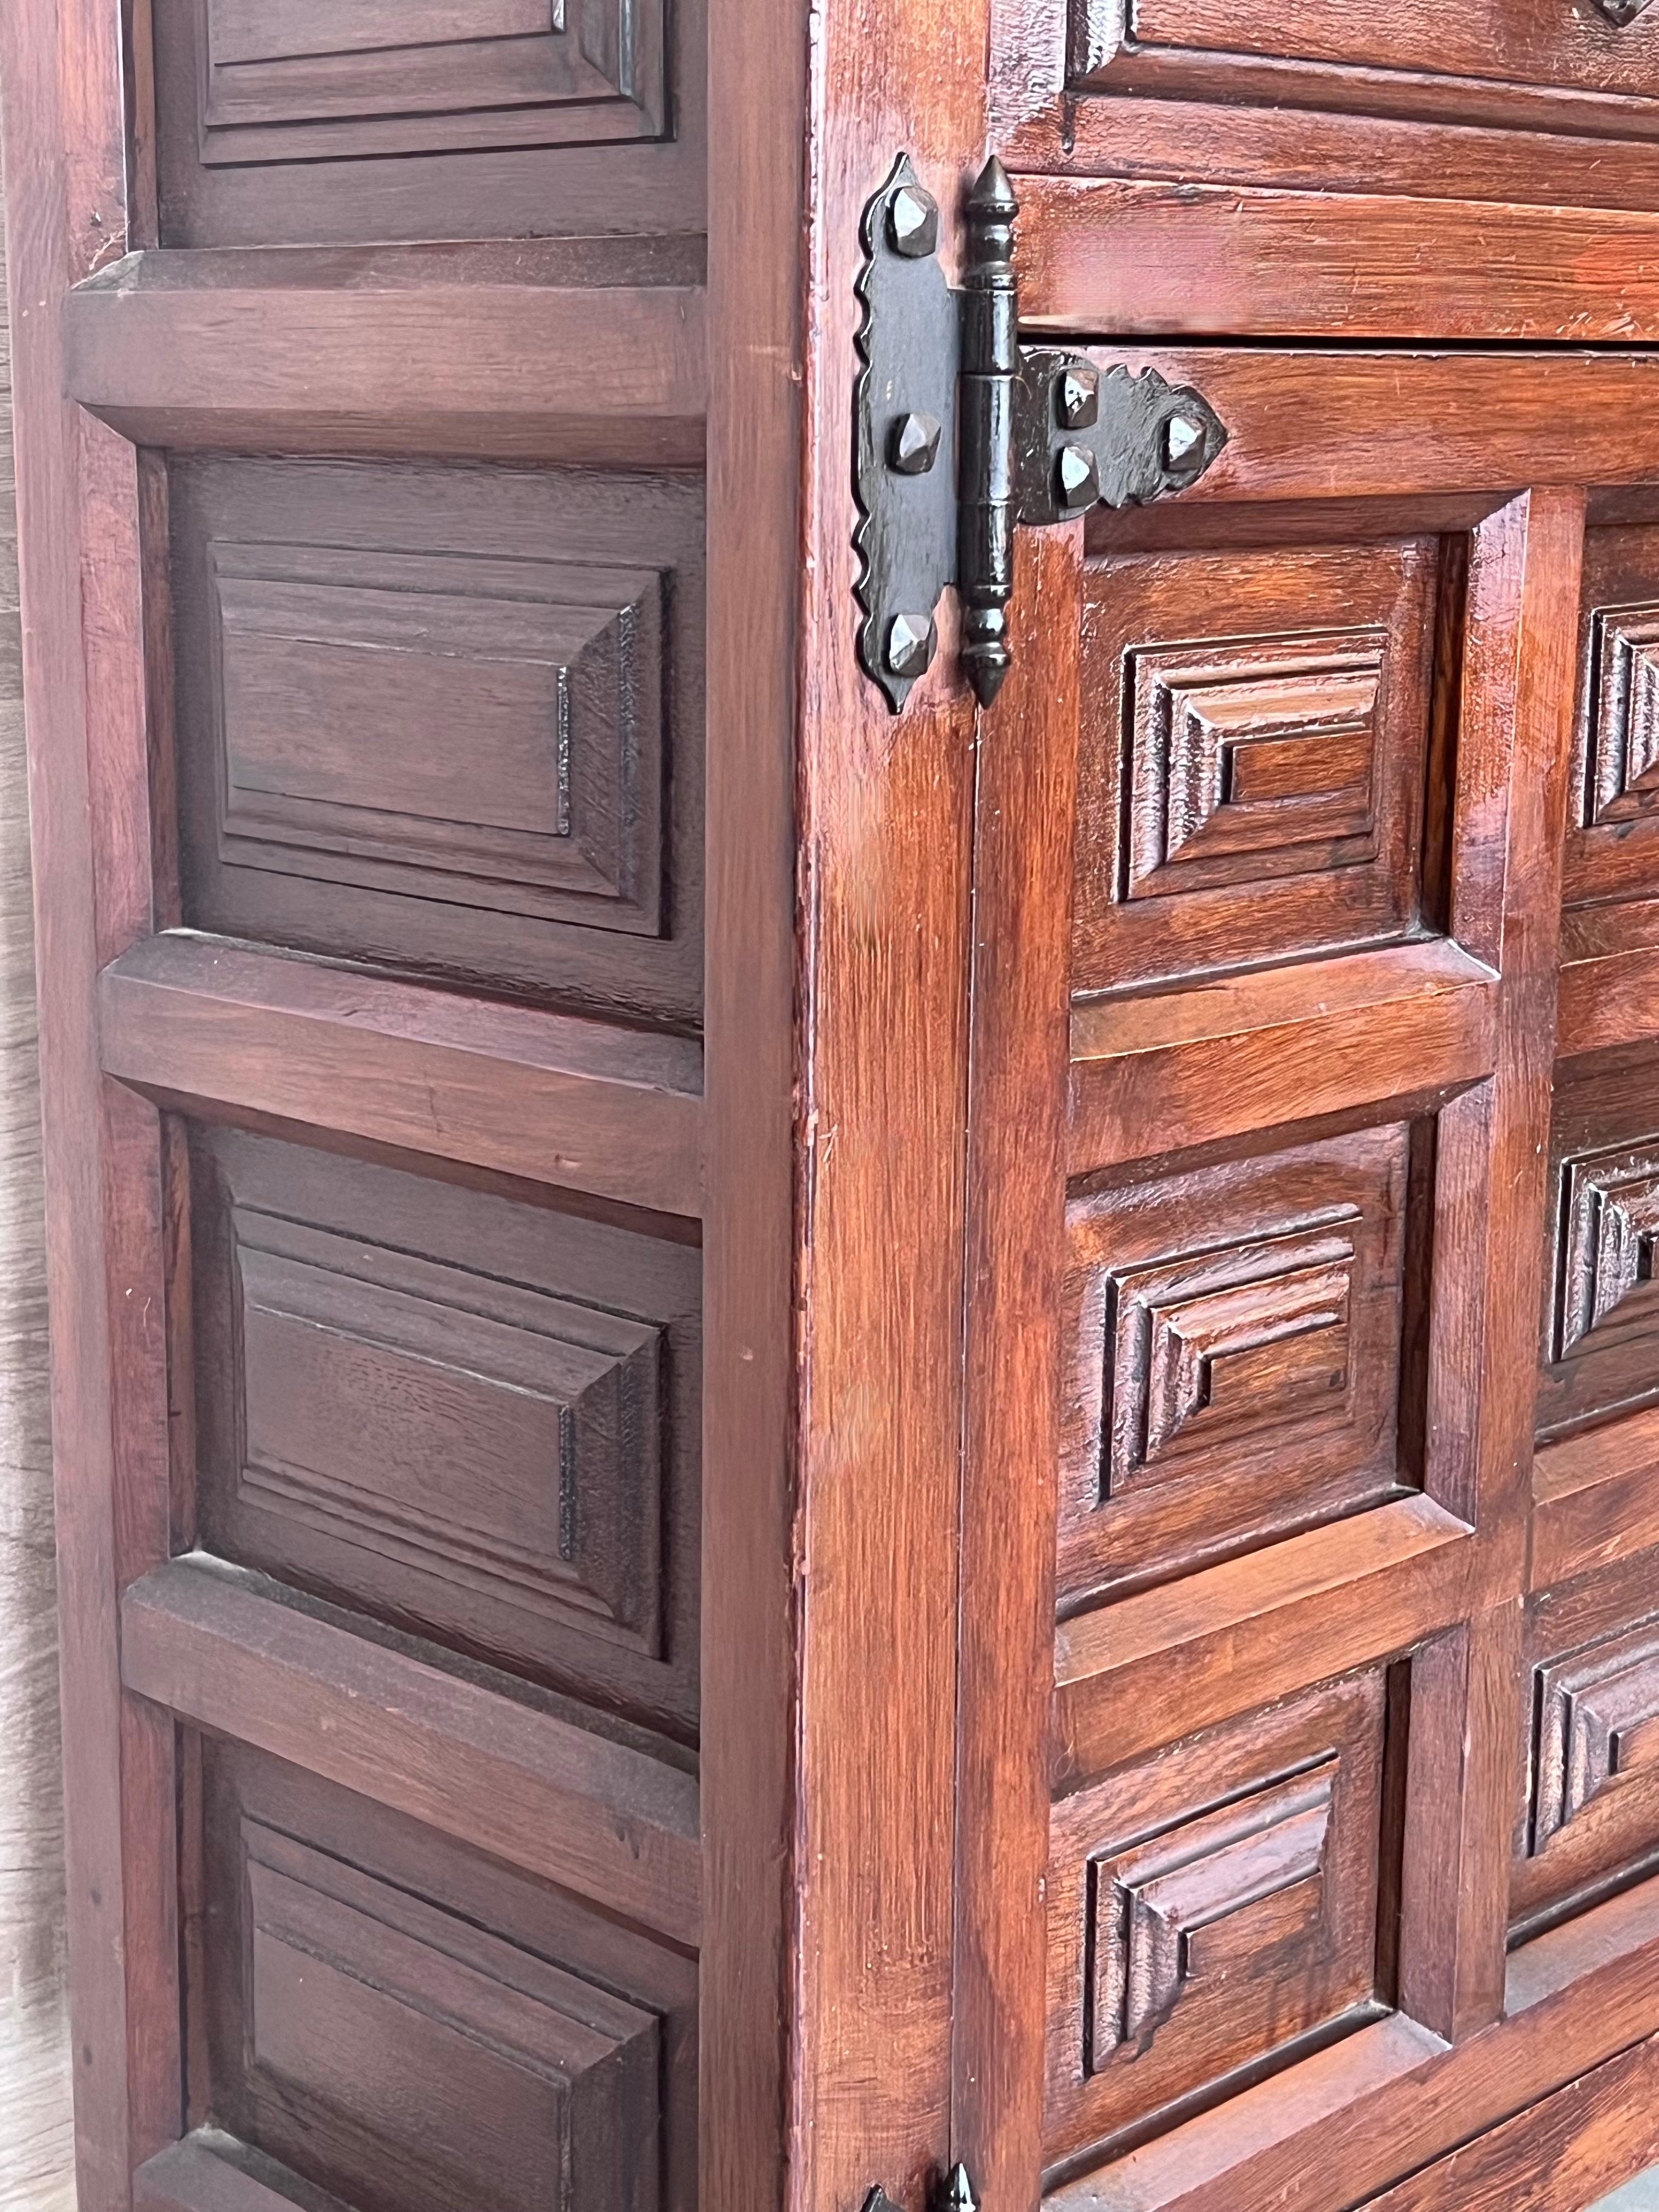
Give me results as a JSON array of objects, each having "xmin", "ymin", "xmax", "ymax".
[
  {"xmin": 1061, "ymin": 1123, "xmax": 1413, "ymax": 1607},
  {"xmin": 1582, "ymin": 602, "xmax": 1659, "ymax": 831},
  {"xmin": 1075, "ymin": 539, "xmax": 1438, "ymax": 996},
  {"xmin": 1046, "ymin": 1672, "xmax": 1386, "ymax": 2163}
]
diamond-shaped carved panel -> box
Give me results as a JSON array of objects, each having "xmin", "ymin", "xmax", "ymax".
[{"xmin": 1062, "ymin": 1122, "xmax": 1412, "ymax": 1606}]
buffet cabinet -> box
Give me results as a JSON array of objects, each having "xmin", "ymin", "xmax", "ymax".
[{"xmin": 11, "ymin": 2, "xmax": 1659, "ymax": 2211}]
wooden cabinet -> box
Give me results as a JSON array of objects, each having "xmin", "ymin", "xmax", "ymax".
[{"xmin": 13, "ymin": 3, "xmax": 1659, "ymax": 2212}]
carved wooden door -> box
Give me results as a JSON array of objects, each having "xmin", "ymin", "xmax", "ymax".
[{"xmin": 929, "ymin": 35, "xmax": 1659, "ymax": 2212}]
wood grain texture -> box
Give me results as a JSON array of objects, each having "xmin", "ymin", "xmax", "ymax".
[
  {"xmin": 1353, "ymin": 2032, "xmax": 1659, "ymax": 2212},
  {"xmin": 696, "ymin": 0, "xmax": 806, "ymax": 2208},
  {"xmin": 63, "ymin": 245, "xmax": 707, "ymax": 464},
  {"xmin": 1048, "ymin": 1861, "xmax": 1659, "ymax": 2212},
  {"xmin": 0, "ymin": 0, "xmax": 182, "ymax": 2197},
  {"xmin": 1019, "ymin": 179, "xmax": 1659, "ymax": 343},
  {"xmin": 953, "ymin": 523, "xmax": 1082, "ymax": 2209},
  {"xmin": 98, "ymin": 933, "xmax": 705, "ymax": 1219},
  {"xmin": 0, "ymin": 159, "xmax": 75, "ymax": 2212},
  {"xmin": 1053, "ymin": 1496, "xmax": 1473, "ymax": 1786},
  {"xmin": 788, "ymin": 0, "xmax": 992, "ymax": 2198},
  {"xmin": 120, "ymin": 1553, "xmax": 701, "ymax": 1944},
  {"xmin": 1069, "ymin": 941, "xmax": 1496, "ymax": 1176}
]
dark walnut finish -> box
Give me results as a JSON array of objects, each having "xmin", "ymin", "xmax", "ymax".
[{"xmin": 13, "ymin": 0, "xmax": 1659, "ymax": 2202}]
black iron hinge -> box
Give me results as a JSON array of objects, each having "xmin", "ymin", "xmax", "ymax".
[
  {"xmin": 853, "ymin": 153, "xmax": 1229, "ymax": 713},
  {"xmin": 862, "ymin": 2163, "xmax": 979, "ymax": 2212}
]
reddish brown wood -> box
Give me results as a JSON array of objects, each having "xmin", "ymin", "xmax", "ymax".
[
  {"xmin": 121, "ymin": 1554, "xmax": 701, "ymax": 1943},
  {"xmin": 98, "ymin": 934, "xmax": 706, "ymax": 1220},
  {"xmin": 1020, "ymin": 179, "xmax": 1659, "ymax": 343},
  {"xmin": 63, "ymin": 246, "xmax": 708, "ymax": 464}
]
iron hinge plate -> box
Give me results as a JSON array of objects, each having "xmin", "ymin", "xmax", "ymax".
[{"xmin": 853, "ymin": 153, "xmax": 1228, "ymax": 714}]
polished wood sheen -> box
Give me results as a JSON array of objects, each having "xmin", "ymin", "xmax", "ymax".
[{"xmin": 14, "ymin": 0, "xmax": 1659, "ymax": 2203}]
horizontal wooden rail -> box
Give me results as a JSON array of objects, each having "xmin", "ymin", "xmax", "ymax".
[
  {"xmin": 98, "ymin": 933, "xmax": 704, "ymax": 1220},
  {"xmin": 1053, "ymin": 1496, "xmax": 1474, "ymax": 1787},
  {"xmin": 1047, "ymin": 1865, "xmax": 1659, "ymax": 2212},
  {"xmin": 1075, "ymin": 349, "xmax": 1659, "ymax": 509},
  {"xmin": 135, "ymin": 2133, "xmax": 351, "ymax": 2212},
  {"xmin": 63, "ymin": 242, "xmax": 706, "ymax": 464},
  {"xmin": 1018, "ymin": 178, "xmax": 1659, "ymax": 344},
  {"xmin": 1069, "ymin": 940, "xmax": 1496, "ymax": 1175},
  {"xmin": 121, "ymin": 1555, "xmax": 701, "ymax": 1945}
]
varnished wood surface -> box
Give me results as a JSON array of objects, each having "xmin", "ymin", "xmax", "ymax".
[
  {"xmin": 121, "ymin": 1555, "xmax": 701, "ymax": 1944},
  {"xmin": 64, "ymin": 247, "xmax": 708, "ymax": 464},
  {"xmin": 98, "ymin": 933, "xmax": 706, "ymax": 1219},
  {"xmin": 1019, "ymin": 179, "xmax": 1659, "ymax": 343}
]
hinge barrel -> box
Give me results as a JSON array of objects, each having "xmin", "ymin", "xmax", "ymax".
[{"xmin": 957, "ymin": 158, "xmax": 1020, "ymax": 707}]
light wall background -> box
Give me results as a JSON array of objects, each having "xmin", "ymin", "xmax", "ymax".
[{"xmin": 0, "ymin": 156, "xmax": 77, "ymax": 2212}]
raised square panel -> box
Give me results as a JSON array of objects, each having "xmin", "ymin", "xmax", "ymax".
[
  {"xmin": 1060, "ymin": 1122, "xmax": 1417, "ymax": 1608},
  {"xmin": 1538, "ymin": 1047, "xmax": 1659, "ymax": 1443},
  {"xmin": 1047, "ymin": 1671, "xmax": 1387, "ymax": 2164},
  {"xmin": 197, "ymin": 0, "xmax": 664, "ymax": 163},
  {"xmin": 171, "ymin": 458, "xmax": 703, "ymax": 1027},
  {"xmin": 1515, "ymin": 1551, "xmax": 1659, "ymax": 1933},
  {"xmin": 1074, "ymin": 539, "xmax": 1440, "ymax": 996},
  {"xmin": 196, "ymin": 1742, "xmax": 696, "ymax": 2212},
  {"xmin": 1566, "ymin": 530, "xmax": 1659, "ymax": 912},
  {"xmin": 191, "ymin": 1128, "xmax": 701, "ymax": 1740}
]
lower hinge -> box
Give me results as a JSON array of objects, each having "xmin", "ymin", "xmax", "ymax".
[
  {"xmin": 862, "ymin": 2163, "xmax": 979, "ymax": 2212},
  {"xmin": 853, "ymin": 151, "xmax": 1229, "ymax": 713}
]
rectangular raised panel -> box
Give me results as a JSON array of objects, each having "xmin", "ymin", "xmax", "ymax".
[
  {"xmin": 212, "ymin": 544, "xmax": 663, "ymax": 933},
  {"xmin": 233, "ymin": 1211, "xmax": 663, "ymax": 1652},
  {"xmin": 1584, "ymin": 605, "xmax": 1659, "ymax": 831},
  {"xmin": 1124, "ymin": 635, "xmax": 1383, "ymax": 902},
  {"xmin": 171, "ymin": 458, "xmax": 703, "ymax": 1027},
  {"xmin": 1517, "ymin": 1555, "xmax": 1659, "ymax": 1932},
  {"xmin": 1062, "ymin": 1123, "xmax": 1412, "ymax": 1606},
  {"xmin": 195, "ymin": 1746, "xmax": 696, "ymax": 2212},
  {"xmin": 1088, "ymin": 1760, "xmax": 1335, "ymax": 2059},
  {"xmin": 1074, "ymin": 540, "xmax": 1437, "ymax": 996},
  {"xmin": 1047, "ymin": 1672, "xmax": 1386, "ymax": 2162},
  {"xmin": 193, "ymin": 1130, "xmax": 699, "ymax": 1738},
  {"xmin": 244, "ymin": 1824, "xmax": 657, "ymax": 2212},
  {"xmin": 198, "ymin": 0, "xmax": 665, "ymax": 161},
  {"xmin": 1538, "ymin": 1053, "xmax": 1659, "ymax": 1444}
]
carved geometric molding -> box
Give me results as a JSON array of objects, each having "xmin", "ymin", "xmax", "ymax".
[
  {"xmin": 232, "ymin": 1205, "xmax": 665, "ymax": 1655},
  {"xmin": 1595, "ymin": 0, "xmax": 1657, "ymax": 22},
  {"xmin": 1552, "ymin": 1144, "xmax": 1659, "ymax": 1359},
  {"xmin": 242, "ymin": 1820, "xmax": 661, "ymax": 2212},
  {"xmin": 1102, "ymin": 1211, "xmax": 1360, "ymax": 1499},
  {"xmin": 1123, "ymin": 630, "xmax": 1386, "ymax": 903},
  {"xmin": 199, "ymin": 0, "xmax": 665, "ymax": 163},
  {"xmin": 1086, "ymin": 1760, "xmax": 1336, "ymax": 2064},
  {"xmin": 210, "ymin": 543, "xmax": 665, "ymax": 936},
  {"xmin": 1584, "ymin": 602, "xmax": 1659, "ymax": 829},
  {"xmin": 1531, "ymin": 1622, "xmax": 1659, "ymax": 1853}
]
